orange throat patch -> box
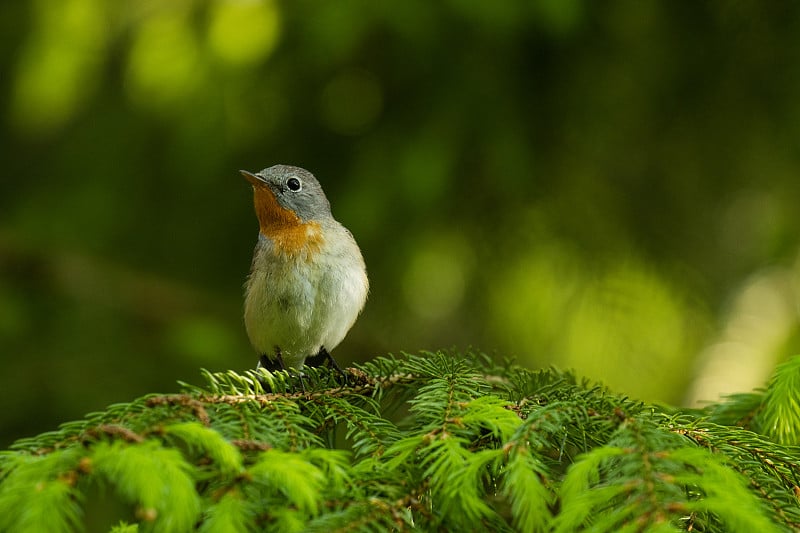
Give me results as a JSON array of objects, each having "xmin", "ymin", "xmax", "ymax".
[{"xmin": 252, "ymin": 186, "xmax": 324, "ymax": 257}]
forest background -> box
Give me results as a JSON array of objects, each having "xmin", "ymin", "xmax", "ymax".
[{"xmin": 2, "ymin": 1, "xmax": 800, "ymax": 448}]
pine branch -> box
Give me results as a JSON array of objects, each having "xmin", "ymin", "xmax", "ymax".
[{"xmin": 1, "ymin": 351, "xmax": 799, "ymax": 532}]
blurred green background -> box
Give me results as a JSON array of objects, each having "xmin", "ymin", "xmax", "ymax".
[{"xmin": 3, "ymin": 0, "xmax": 800, "ymax": 447}]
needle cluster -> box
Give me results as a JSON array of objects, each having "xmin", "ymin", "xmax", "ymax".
[{"xmin": 2, "ymin": 352, "xmax": 800, "ymax": 532}]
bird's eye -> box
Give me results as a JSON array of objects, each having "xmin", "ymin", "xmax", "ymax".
[{"xmin": 287, "ymin": 177, "xmax": 302, "ymax": 192}]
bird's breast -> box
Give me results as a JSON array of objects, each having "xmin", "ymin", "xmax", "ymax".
[
  {"xmin": 252, "ymin": 187, "xmax": 324, "ymax": 258},
  {"xmin": 264, "ymin": 222, "xmax": 325, "ymax": 259}
]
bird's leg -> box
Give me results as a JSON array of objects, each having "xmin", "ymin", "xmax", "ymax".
[
  {"xmin": 317, "ymin": 346, "xmax": 348, "ymax": 386},
  {"xmin": 275, "ymin": 347, "xmax": 306, "ymax": 393},
  {"xmin": 254, "ymin": 352, "xmax": 276, "ymax": 392},
  {"xmin": 256, "ymin": 348, "xmax": 285, "ymax": 372},
  {"xmin": 320, "ymin": 347, "xmax": 343, "ymax": 372},
  {"xmin": 275, "ymin": 347, "xmax": 286, "ymax": 371},
  {"xmin": 255, "ymin": 347, "xmax": 305, "ymax": 392}
]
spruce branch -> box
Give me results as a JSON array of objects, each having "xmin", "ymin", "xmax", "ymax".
[{"xmin": 1, "ymin": 351, "xmax": 800, "ymax": 532}]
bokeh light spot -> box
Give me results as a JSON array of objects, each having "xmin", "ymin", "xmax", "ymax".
[
  {"xmin": 208, "ymin": 0, "xmax": 281, "ymax": 67},
  {"xmin": 10, "ymin": 0, "xmax": 108, "ymax": 136},
  {"xmin": 561, "ymin": 263, "xmax": 696, "ymax": 401},
  {"xmin": 126, "ymin": 13, "xmax": 203, "ymax": 112},
  {"xmin": 490, "ymin": 240, "xmax": 583, "ymax": 353},
  {"xmin": 403, "ymin": 236, "xmax": 474, "ymax": 321}
]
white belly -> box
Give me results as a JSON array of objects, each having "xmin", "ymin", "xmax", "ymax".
[{"xmin": 243, "ymin": 233, "xmax": 368, "ymax": 369}]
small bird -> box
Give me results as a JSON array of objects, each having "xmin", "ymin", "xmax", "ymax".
[{"xmin": 241, "ymin": 164, "xmax": 368, "ymax": 374}]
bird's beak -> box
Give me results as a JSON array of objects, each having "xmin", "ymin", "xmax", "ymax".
[{"xmin": 240, "ymin": 170, "xmax": 265, "ymax": 187}]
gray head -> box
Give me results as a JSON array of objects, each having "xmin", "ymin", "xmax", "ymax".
[{"xmin": 241, "ymin": 165, "xmax": 333, "ymax": 222}]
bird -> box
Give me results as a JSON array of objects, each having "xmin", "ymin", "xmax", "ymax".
[{"xmin": 240, "ymin": 164, "xmax": 369, "ymax": 376}]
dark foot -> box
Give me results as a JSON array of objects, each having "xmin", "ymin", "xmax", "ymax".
[
  {"xmin": 255, "ymin": 348, "xmax": 306, "ymax": 392},
  {"xmin": 306, "ymin": 347, "xmax": 349, "ymax": 386},
  {"xmin": 256, "ymin": 352, "xmax": 284, "ymax": 372}
]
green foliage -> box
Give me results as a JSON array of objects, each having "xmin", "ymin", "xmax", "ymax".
[
  {"xmin": 707, "ymin": 356, "xmax": 800, "ymax": 447},
  {"xmin": 8, "ymin": 1, "xmax": 800, "ymax": 451},
  {"xmin": 2, "ymin": 351, "xmax": 800, "ymax": 532},
  {"xmin": 758, "ymin": 357, "xmax": 800, "ymax": 444},
  {"xmin": 0, "ymin": 448, "xmax": 83, "ymax": 533},
  {"xmin": 91, "ymin": 440, "xmax": 200, "ymax": 532},
  {"xmin": 110, "ymin": 522, "xmax": 138, "ymax": 533}
]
